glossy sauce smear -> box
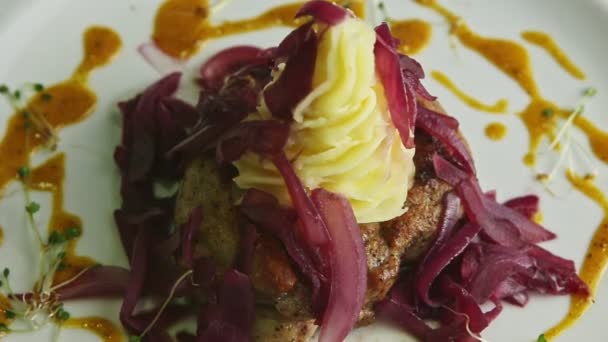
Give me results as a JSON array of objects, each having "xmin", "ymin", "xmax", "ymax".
[
  {"xmin": 0, "ymin": 26, "xmax": 122, "ymax": 341},
  {"xmin": 153, "ymin": 0, "xmax": 365, "ymax": 59}
]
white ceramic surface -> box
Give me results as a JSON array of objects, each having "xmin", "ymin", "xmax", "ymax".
[{"xmin": 0, "ymin": 0, "xmax": 607, "ymax": 341}]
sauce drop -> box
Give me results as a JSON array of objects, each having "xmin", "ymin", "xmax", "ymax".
[
  {"xmin": 0, "ymin": 26, "xmax": 121, "ymax": 191},
  {"xmin": 431, "ymin": 70, "xmax": 509, "ymax": 113},
  {"xmin": 64, "ymin": 317, "xmax": 123, "ymax": 342},
  {"xmin": 153, "ymin": 0, "xmax": 365, "ymax": 59},
  {"xmin": 544, "ymin": 171, "xmax": 608, "ymax": 340},
  {"xmin": 417, "ymin": 0, "xmax": 608, "ymax": 168},
  {"xmin": 418, "ymin": 1, "xmax": 608, "ymax": 336},
  {"xmin": 389, "ymin": 19, "xmax": 432, "ymax": 55},
  {"xmin": 484, "ymin": 122, "xmax": 508, "ymax": 141},
  {"xmin": 521, "ymin": 30, "xmax": 586, "ymax": 80},
  {"xmin": 0, "ymin": 26, "xmax": 121, "ymax": 338},
  {"xmin": 29, "ymin": 154, "xmax": 96, "ymax": 285}
]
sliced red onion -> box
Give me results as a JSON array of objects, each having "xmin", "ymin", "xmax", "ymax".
[
  {"xmin": 215, "ymin": 120, "xmax": 290, "ymax": 164},
  {"xmin": 416, "ymin": 106, "xmax": 475, "ymax": 173},
  {"xmin": 519, "ymin": 246, "xmax": 589, "ymax": 296},
  {"xmin": 119, "ymin": 72, "xmax": 182, "ymax": 182},
  {"xmin": 120, "ymin": 227, "xmax": 150, "ymax": 333},
  {"xmin": 264, "ymin": 23, "xmax": 318, "ymax": 121},
  {"xmin": 375, "ymin": 297, "xmax": 431, "ymax": 340},
  {"xmin": 199, "ymin": 46, "xmax": 264, "ymax": 92},
  {"xmin": 160, "ymin": 97, "xmax": 199, "ymax": 129},
  {"xmin": 236, "ymin": 223, "xmax": 258, "ymax": 275},
  {"xmin": 399, "ymin": 54, "xmax": 436, "ymax": 101},
  {"xmin": 239, "ymin": 189, "xmax": 326, "ymax": 311},
  {"xmin": 53, "ymin": 266, "xmax": 129, "ymax": 300},
  {"xmin": 138, "ymin": 42, "xmax": 185, "ymax": 75},
  {"xmin": 272, "ymin": 153, "xmax": 330, "ymax": 245},
  {"xmin": 197, "ymin": 270, "xmax": 254, "ymax": 342},
  {"xmin": 416, "ymin": 192, "xmax": 461, "ymax": 305},
  {"xmin": 295, "ymin": 0, "xmax": 353, "ymax": 25},
  {"xmin": 493, "ymin": 277, "xmax": 529, "ymax": 307},
  {"xmin": 312, "ymin": 189, "xmax": 367, "ymax": 342},
  {"xmin": 503, "ymin": 195, "xmax": 540, "ymax": 219},
  {"xmin": 415, "ymin": 223, "xmax": 481, "ymax": 307},
  {"xmin": 432, "ymin": 155, "xmax": 555, "ymax": 246},
  {"xmin": 181, "ymin": 206, "xmax": 202, "ymax": 268},
  {"xmin": 438, "ymin": 276, "xmax": 488, "ymax": 333},
  {"xmin": 374, "ymin": 23, "xmax": 417, "ymax": 148},
  {"xmin": 419, "ymin": 192, "xmax": 461, "ymax": 265},
  {"xmin": 462, "ymin": 243, "xmax": 534, "ymax": 303}
]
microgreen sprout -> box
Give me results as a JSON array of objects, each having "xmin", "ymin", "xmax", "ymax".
[
  {"xmin": 541, "ymin": 108, "xmax": 553, "ymax": 117},
  {"xmin": 137, "ymin": 270, "xmax": 193, "ymax": 340},
  {"xmin": 48, "ymin": 231, "xmax": 66, "ymax": 245},
  {"xmin": 377, "ymin": 1, "xmax": 389, "ymax": 21},
  {"xmin": 0, "ymin": 82, "xmax": 58, "ymax": 150},
  {"xmin": 537, "ymin": 334, "xmax": 548, "ymax": 342},
  {"xmin": 17, "ymin": 166, "xmax": 30, "ymax": 179},
  {"xmin": 534, "ymin": 87, "xmax": 599, "ymax": 191},
  {"xmin": 55, "ymin": 306, "xmax": 70, "ymax": 322},
  {"xmin": 64, "ymin": 227, "xmax": 81, "ymax": 240},
  {"xmin": 25, "ymin": 202, "xmax": 40, "ymax": 215},
  {"xmin": 41, "ymin": 93, "xmax": 52, "ymax": 102},
  {"xmin": 5, "ymin": 310, "xmax": 16, "ymax": 320}
]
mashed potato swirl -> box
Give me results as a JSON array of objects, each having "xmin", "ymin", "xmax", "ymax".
[{"xmin": 234, "ymin": 18, "xmax": 416, "ymax": 223}]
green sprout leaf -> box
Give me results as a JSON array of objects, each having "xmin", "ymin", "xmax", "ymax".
[
  {"xmin": 65, "ymin": 226, "xmax": 81, "ymax": 240},
  {"xmin": 583, "ymin": 87, "xmax": 597, "ymax": 97},
  {"xmin": 17, "ymin": 166, "xmax": 30, "ymax": 179},
  {"xmin": 56, "ymin": 307, "xmax": 70, "ymax": 321},
  {"xmin": 0, "ymin": 85, "xmax": 8, "ymax": 94},
  {"xmin": 4, "ymin": 311, "xmax": 15, "ymax": 320},
  {"xmin": 48, "ymin": 231, "xmax": 66, "ymax": 245},
  {"xmin": 541, "ymin": 108, "xmax": 554, "ymax": 117},
  {"xmin": 3, "ymin": 268, "xmax": 9, "ymax": 278},
  {"xmin": 25, "ymin": 202, "xmax": 40, "ymax": 215},
  {"xmin": 537, "ymin": 334, "xmax": 548, "ymax": 342},
  {"xmin": 0, "ymin": 323, "xmax": 9, "ymax": 332},
  {"xmin": 33, "ymin": 83, "xmax": 44, "ymax": 92}
]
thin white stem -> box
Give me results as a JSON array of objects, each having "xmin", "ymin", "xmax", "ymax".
[
  {"xmin": 139, "ymin": 270, "xmax": 193, "ymax": 338},
  {"xmin": 48, "ymin": 266, "xmax": 94, "ymax": 293}
]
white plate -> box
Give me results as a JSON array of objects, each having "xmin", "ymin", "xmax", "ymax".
[{"xmin": 0, "ymin": 0, "xmax": 607, "ymax": 341}]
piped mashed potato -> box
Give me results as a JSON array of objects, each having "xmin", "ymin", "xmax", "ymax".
[{"xmin": 234, "ymin": 18, "xmax": 416, "ymax": 223}]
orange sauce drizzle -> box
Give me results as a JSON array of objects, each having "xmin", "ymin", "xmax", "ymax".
[
  {"xmin": 416, "ymin": 0, "xmax": 608, "ymax": 338},
  {"xmin": 153, "ymin": 0, "xmax": 365, "ymax": 59},
  {"xmin": 544, "ymin": 171, "xmax": 608, "ymax": 339},
  {"xmin": 0, "ymin": 26, "xmax": 121, "ymax": 191},
  {"xmin": 484, "ymin": 122, "xmax": 508, "ymax": 141},
  {"xmin": 415, "ymin": 0, "xmax": 607, "ymax": 168},
  {"xmin": 521, "ymin": 30, "xmax": 586, "ymax": 80},
  {"xmin": 64, "ymin": 317, "xmax": 123, "ymax": 342},
  {"xmin": 29, "ymin": 154, "xmax": 96, "ymax": 284},
  {"xmin": 0, "ymin": 26, "xmax": 121, "ymax": 339},
  {"xmin": 389, "ymin": 19, "xmax": 432, "ymax": 55},
  {"xmin": 431, "ymin": 70, "xmax": 509, "ymax": 113}
]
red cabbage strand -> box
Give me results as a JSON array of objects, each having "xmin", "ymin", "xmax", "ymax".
[{"xmin": 374, "ymin": 23, "xmax": 417, "ymax": 148}]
